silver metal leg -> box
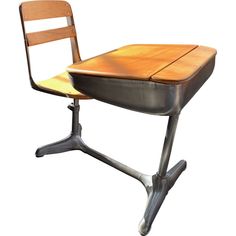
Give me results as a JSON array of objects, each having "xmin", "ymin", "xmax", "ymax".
[
  {"xmin": 36, "ymin": 101, "xmax": 187, "ymax": 235},
  {"xmin": 138, "ymin": 160, "xmax": 187, "ymax": 235},
  {"xmin": 35, "ymin": 99, "xmax": 82, "ymax": 157},
  {"xmin": 158, "ymin": 115, "xmax": 180, "ymax": 177},
  {"xmin": 138, "ymin": 114, "xmax": 187, "ymax": 235}
]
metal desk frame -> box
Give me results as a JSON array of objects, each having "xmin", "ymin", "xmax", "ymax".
[{"xmin": 36, "ymin": 99, "xmax": 187, "ymax": 236}]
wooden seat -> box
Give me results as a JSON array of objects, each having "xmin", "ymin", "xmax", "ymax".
[
  {"xmin": 19, "ymin": 0, "xmax": 90, "ymax": 100},
  {"xmin": 37, "ymin": 72, "xmax": 89, "ymax": 99}
]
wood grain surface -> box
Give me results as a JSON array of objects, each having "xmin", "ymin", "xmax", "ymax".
[
  {"xmin": 67, "ymin": 44, "xmax": 216, "ymax": 83},
  {"xmin": 20, "ymin": 1, "xmax": 72, "ymax": 21},
  {"xmin": 37, "ymin": 72, "xmax": 90, "ymax": 99},
  {"xmin": 26, "ymin": 26, "xmax": 76, "ymax": 46},
  {"xmin": 151, "ymin": 46, "xmax": 217, "ymax": 82}
]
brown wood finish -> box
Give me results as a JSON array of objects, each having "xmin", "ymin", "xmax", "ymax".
[
  {"xmin": 27, "ymin": 26, "xmax": 76, "ymax": 46},
  {"xmin": 67, "ymin": 44, "xmax": 216, "ymax": 83},
  {"xmin": 37, "ymin": 72, "xmax": 90, "ymax": 99},
  {"xmin": 151, "ymin": 46, "xmax": 217, "ymax": 82},
  {"xmin": 19, "ymin": 1, "xmax": 87, "ymax": 99},
  {"xmin": 67, "ymin": 44, "xmax": 198, "ymax": 80},
  {"xmin": 20, "ymin": 1, "xmax": 72, "ymax": 21}
]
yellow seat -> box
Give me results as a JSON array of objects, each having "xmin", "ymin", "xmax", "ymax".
[
  {"xmin": 37, "ymin": 72, "xmax": 89, "ymax": 99},
  {"xmin": 19, "ymin": 0, "xmax": 91, "ymax": 100}
]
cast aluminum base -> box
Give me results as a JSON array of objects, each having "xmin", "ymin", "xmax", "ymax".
[{"xmin": 36, "ymin": 99, "xmax": 187, "ymax": 235}]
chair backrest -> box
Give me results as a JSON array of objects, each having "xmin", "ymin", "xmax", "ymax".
[{"xmin": 19, "ymin": 0, "xmax": 81, "ymax": 88}]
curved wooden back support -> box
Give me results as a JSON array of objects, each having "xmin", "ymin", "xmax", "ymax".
[
  {"xmin": 20, "ymin": 1, "xmax": 73, "ymax": 21},
  {"xmin": 19, "ymin": 1, "xmax": 80, "ymax": 88}
]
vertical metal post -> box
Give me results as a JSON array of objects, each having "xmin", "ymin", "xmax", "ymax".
[
  {"xmin": 67, "ymin": 16, "xmax": 81, "ymax": 63},
  {"xmin": 72, "ymin": 99, "xmax": 80, "ymax": 135},
  {"xmin": 158, "ymin": 114, "xmax": 179, "ymax": 177}
]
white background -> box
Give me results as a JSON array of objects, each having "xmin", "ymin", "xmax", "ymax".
[{"xmin": 0, "ymin": 0, "xmax": 235, "ymax": 235}]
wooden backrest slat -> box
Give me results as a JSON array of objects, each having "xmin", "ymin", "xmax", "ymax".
[
  {"xmin": 20, "ymin": 1, "xmax": 72, "ymax": 21},
  {"xmin": 26, "ymin": 26, "xmax": 76, "ymax": 46}
]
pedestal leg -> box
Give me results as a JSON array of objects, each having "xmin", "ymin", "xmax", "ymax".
[
  {"xmin": 36, "ymin": 99, "xmax": 82, "ymax": 157},
  {"xmin": 139, "ymin": 160, "xmax": 187, "ymax": 236},
  {"xmin": 139, "ymin": 114, "xmax": 187, "ymax": 235}
]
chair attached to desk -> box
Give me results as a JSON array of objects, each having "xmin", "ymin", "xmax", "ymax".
[{"xmin": 20, "ymin": 1, "xmax": 217, "ymax": 235}]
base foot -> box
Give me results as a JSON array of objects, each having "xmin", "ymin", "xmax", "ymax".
[
  {"xmin": 35, "ymin": 124, "xmax": 82, "ymax": 157},
  {"xmin": 138, "ymin": 160, "xmax": 187, "ymax": 235}
]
